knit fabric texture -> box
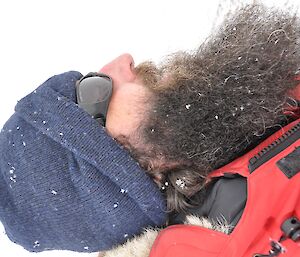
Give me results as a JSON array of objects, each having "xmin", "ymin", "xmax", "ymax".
[{"xmin": 0, "ymin": 71, "xmax": 167, "ymax": 252}]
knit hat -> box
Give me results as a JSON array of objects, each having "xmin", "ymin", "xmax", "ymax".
[{"xmin": 0, "ymin": 71, "xmax": 166, "ymax": 252}]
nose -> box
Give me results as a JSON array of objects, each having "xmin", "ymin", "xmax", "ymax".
[{"xmin": 99, "ymin": 53, "xmax": 136, "ymax": 86}]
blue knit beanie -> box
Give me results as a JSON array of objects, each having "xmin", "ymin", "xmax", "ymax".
[{"xmin": 0, "ymin": 71, "xmax": 166, "ymax": 252}]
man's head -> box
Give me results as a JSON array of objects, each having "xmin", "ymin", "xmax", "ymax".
[{"xmin": 101, "ymin": 4, "xmax": 300, "ymax": 211}]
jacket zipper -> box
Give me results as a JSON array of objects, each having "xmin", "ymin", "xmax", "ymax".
[{"xmin": 248, "ymin": 121, "xmax": 300, "ymax": 173}]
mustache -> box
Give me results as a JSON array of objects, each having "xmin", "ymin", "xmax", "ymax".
[{"xmin": 134, "ymin": 61, "xmax": 161, "ymax": 89}]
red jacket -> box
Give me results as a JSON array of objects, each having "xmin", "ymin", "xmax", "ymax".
[{"xmin": 149, "ymin": 118, "xmax": 300, "ymax": 257}]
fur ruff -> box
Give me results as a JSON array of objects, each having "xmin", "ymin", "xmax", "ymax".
[{"xmin": 100, "ymin": 215, "xmax": 230, "ymax": 257}]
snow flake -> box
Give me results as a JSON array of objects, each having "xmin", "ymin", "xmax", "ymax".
[
  {"xmin": 57, "ymin": 96, "xmax": 63, "ymax": 101},
  {"xmin": 238, "ymin": 56, "xmax": 242, "ymax": 60},
  {"xmin": 84, "ymin": 246, "xmax": 89, "ymax": 250},
  {"xmin": 33, "ymin": 111, "xmax": 38, "ymax": 115},
  {"xmin": 185, "ymin": 104, "xmax": 191, "ymax": 110},
  {"xmin": 120, "ymin": 188, "xmax": 127, "ymax": 194},
  {"xmin": 42, "ymin": 121, "xmax": 47, "ymax": 124},
  {"xmin": 22, "ymin": 141, "xmax": 26, "ymax": 147},
  {"xmin": 162, "ymin": 181, "xmax": 169, "ymax": 190},
  {"xmin": 233, "ymin": 27, "xmax": 237, "ymax": 31},
  {"xmin": 215, "ymin": 115, "xmax": 219, "ymax": 120},
  {"xmin": 8, "ymin": 129, "xmax": 12, "ymax": 133},
  {"xmin": 33, "ymin": 240, "xmax": 40, "ymax": 248},
  {"xmin": 10, "ymin": 177, "xmax": 17, "ymax": 183},
  {"xmin": 176, "ymin": 178, "xmax": 186, "ymax": 189},
  {"xmin": 51, "ymin": 190, "xmax": 58, "ymax": 195},
  {"xmin": 124, "ymin": 234, "xmax": 128, "ymax": 238},
  {"xmin": 113, "ymin": 203, "xmax": 119, "ymax": 208},
  {"xmin": 8, "ymin": 165, "xmax": 15, "ymax": 171},
  {"xmin": 112, "ymin": 224, "xmax": 116, "ymax": 228},
  {"xmin": 16, "ymin": 126, "xmax": 20, "ymax": 130},
  {"xmin": 150, "ymin": 128, "xmax": 155, "ymax": 133},
  {"xmin": 240, "ymin": 106, "xmax": 245, "ymax": 111},
  {"xmin": 59, "ymin": 132, "xmax": 64, "ymax": 136}
]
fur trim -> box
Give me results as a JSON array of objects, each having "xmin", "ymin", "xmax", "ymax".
[
  {"xmin": 100, "ymin": 215, "xmax": 231, "ymax": 257},
  {"xmin": 101, "ymin": 228, "xmax": 159, "ymax": 257},
  {"xmin": 185, "ymin": 215, "xmax": 232, "ymax": 234}
]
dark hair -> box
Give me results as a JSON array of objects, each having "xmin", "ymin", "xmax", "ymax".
[{"xmin": 136, "ymin": 4, "xmax": 300, "ymax": 212}]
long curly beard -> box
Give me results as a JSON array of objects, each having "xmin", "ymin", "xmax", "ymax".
[
  {"xmin": 143, "ymin": 4, "xmax": 300, "ymax": 171},
  {"xmin": 125, "ymin": 3, "xmax": 300, "ymax": 211}
]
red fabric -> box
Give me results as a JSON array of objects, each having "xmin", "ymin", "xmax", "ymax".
[
  {"xmin": 150, "ymin": 118, "xmax": 300, "ymax": 257},
  {"xmin": 150, "ymin": 225, "xmax": 229, "ymax": 257}
]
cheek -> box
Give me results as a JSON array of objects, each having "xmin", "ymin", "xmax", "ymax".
[{"xmin": 105, "ymin": 90, "xmax": 144, "ymax": 138}]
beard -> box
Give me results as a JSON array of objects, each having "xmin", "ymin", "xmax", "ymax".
[{"xmin": 129, "ymin": 3, "xmax": 300, "ymax": 211}]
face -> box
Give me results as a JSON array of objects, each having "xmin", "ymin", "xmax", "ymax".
[{"xmin": 99, "ymin": 54, "xmax": 152, "ymax": 140}]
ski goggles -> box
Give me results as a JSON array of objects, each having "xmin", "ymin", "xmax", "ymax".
[{"xmin": 76, "ymin": 72, "xmax": 113, "ymax": 126}]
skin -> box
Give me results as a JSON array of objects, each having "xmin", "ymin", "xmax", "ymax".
[
  {"xmin": 99, "ymin": 53, "xmax": 151, "ymax": 140},
  {"xmin": 97, "ymin": 53, "xmax": 154, "ymax": 257}
]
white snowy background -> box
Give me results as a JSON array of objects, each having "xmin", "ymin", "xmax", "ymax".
[{"xmin": 0, "ymin": 0, "xmax": 298, "ymax": 256}]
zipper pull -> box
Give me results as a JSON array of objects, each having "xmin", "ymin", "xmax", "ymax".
[{"xmin": 253, "ymin": 241, "xmax": 285, "ymax": 257}]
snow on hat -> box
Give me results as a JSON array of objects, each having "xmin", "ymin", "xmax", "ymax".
[{"xmin": 0, "ymin": 71, "xmax": 166, "ymax": 252}]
